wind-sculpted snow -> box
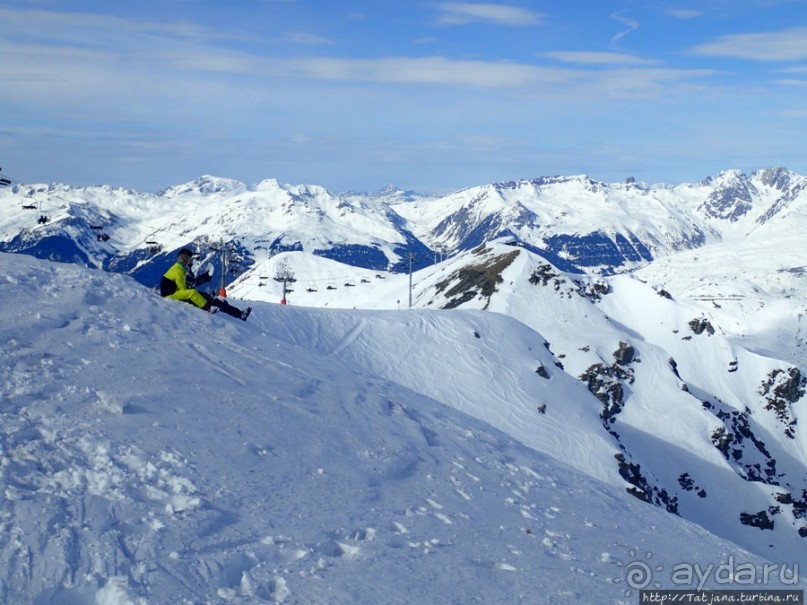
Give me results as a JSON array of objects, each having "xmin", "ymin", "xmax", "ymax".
[{"xmin": 3, "ymin": 252, "xmax": 802, "ymax": 604}]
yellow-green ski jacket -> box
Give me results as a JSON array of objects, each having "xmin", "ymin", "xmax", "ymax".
[{"xmin": 160, "ymin": 262, "xmax": 207, "ymax": 308}]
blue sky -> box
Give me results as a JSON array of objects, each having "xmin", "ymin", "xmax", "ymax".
[{"xmin": 2, "ymin": 0, "xmax": 807, "ymax": 192}]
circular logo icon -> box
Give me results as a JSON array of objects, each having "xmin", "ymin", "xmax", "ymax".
[{"xmin": 613, "ymin": 549, "xmax": 664, "ymax": 596}]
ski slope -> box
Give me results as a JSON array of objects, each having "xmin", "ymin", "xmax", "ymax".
[
  {"xmin": 2, "ymin": 252, "xmax": 800, "ymax": 604},
  {"xmin": 229, "ymin": 243, "xmax": 807, "ymax": 562}
]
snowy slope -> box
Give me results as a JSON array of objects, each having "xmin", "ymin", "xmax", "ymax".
[
  {"xmin": 2, "ymin": 252, "xmax": 802, "ymax": 604},
  {"xmin": 633, "ymin": 223, "xmax": 807, "ymax": 368},
  {"xmin": 228, "ymin": 243, "xmax": 807, "ymax": 562},
  {"xmin": 416, "ymin": 244, "xmax": 807, "ymax": 561}
]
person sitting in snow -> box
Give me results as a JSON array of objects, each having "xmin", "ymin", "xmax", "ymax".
[{"xmin": 160, "ymin": 248, "xmax": 251, "ymax": 321}]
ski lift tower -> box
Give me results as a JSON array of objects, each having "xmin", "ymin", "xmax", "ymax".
[
  {"xmin": 408, "ymin": 251, "xmax": 416, "ymax": 309},
  {"xmin": 211, "ymin": 240, "xmax": 237, "ymax": 297},
  {"xmin": 274, "ymin": 261, "xmax": 296, "ymax": 305}
]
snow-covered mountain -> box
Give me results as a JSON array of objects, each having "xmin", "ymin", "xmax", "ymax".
[
  {"xmin": 227, "ymin": 239, "xmax": 807, "ymax": 562},
  {"xmin": 2, "ymin": 168, "xmax": 807, "ymax": 600},
  {"xmin": 2, "ymin": 167, "xmax": 806, "ymax": 284},
  {"xmin": 1, "ymin": 251, "xmax": 803, "ymax": 603},
  {"xmin": 390, "ymin": 167, "xmax": 807, "ymax": 272}
]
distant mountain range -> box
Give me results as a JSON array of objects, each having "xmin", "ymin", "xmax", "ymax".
[{"xmin": 1, "ymin": 167, "xmax": 805, "ymax": 288}]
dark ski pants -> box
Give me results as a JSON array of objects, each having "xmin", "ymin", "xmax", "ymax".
[{"xmin": 200, "ymin": 292, "xmax": 246, "ymax": 319}]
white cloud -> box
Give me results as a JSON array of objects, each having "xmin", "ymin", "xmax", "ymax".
[
  {"xmin": 0, "ymin": 27, "xmax": 717, "ymax": 103},
  {"xmin": 0, "ymin": 6, "xmax": 252, "ymax": 52},
  {"xmin": 689, "ymin": 27, "xmax": 807, "ymax": 61},
  {"xmin": 436, "ymin": 2, "xmax": 543, "ymax": 27},
  {"xmin": 774, "ymin": 79, "xmax": 807, "ymax": 86},
  {"xmin": 543, "ymin": 51, "xmax": 658, "ymax": 66},
  {"xmin": 285, "ymin": 31, "xmax": 334, "ymax": 46},
  {"xmin": 666, "ymin": 9, "xmax": 703, "ymax": 19},
  {"xmin": 271, "ymin": 56, "xmax": 715, "ymax": 98},
  {"xmin": 0, "ymin": 4, "xmax": 719, "ymax": 122},
  {"xmin": 290, "ymin": 56, "xmax": 549, "ymax": 87}
]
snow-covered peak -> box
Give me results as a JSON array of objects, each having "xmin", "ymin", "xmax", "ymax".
[
  {"xmin": 341, "ymin": 183, "xmax": 431, "ymax": 205},
  {"xmin": 752, "ymin": 166, "xmax": 797, "ymax": 190},
  {"xmin": 158, "ymin": 174, "xmax": 247, "ymax": 198},
  {"xmin": 377, "ymin": 183, "xmax": 402, "ymax": 196},
  {"xmin": 252, "ymin": 177, "xmax": 283, "ymax": 191}
]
